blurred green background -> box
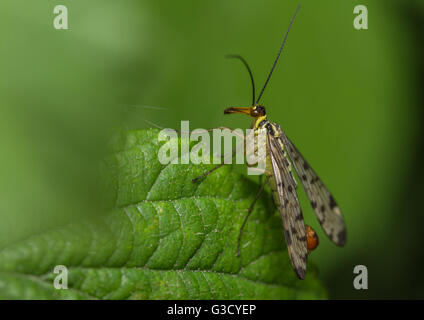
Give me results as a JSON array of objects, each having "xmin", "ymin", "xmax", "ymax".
[{"xmin": 0, "ymin": 0, "xmax": 423, "ymax": 298}]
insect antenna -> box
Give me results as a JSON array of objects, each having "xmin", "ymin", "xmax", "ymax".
[
  {"xmin": 226, "ymin": 55, "xmax": 256, "ymax": 106},
  {"xmin": 256, "ymin": 3, "xmax": 301, "ymax": 104}
]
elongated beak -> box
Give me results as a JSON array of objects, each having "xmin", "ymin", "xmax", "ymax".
[{"xmin": 223, "ymin": 107, "xmax": 251, "ymax": 115}]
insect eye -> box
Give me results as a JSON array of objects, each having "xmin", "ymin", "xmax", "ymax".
[
  {"xmin": 250, "ymin": 106, "xmax": 266, "ymax": 117},
  {"xmin": 256, "ymin": 106, "xmax": 266, "ymax": 116}
]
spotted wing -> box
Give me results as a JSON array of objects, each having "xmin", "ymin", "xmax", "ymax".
[
  {"xmin": 279, "ymin": 132, "xmax": 346, "ymax": 246},
  {"xmin": 267, "ymin": 133, "xmax": 308, "ymax": 279}
]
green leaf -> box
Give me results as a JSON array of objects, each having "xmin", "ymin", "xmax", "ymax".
[{"xmin": 0, "ymin": 129, "xmax": 327, "ymax": 299}]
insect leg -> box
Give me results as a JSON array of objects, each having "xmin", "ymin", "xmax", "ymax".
[
  {"xmin": 237, "ymin": 177, "xmax": 268, "ymax": 257},
  {"xmin": 205, "ymin": 126, "xmax": 236, "ymax": 132},
  {"xmin": 192, "ymin": 127, "xmax": 245, "ymax": 182},
  {"xmin": 192, "ymin": 151, "xmax": 235, "ymax": 182},
  {"xmin": 164, "ymin": 126, "xmax": 235, "ymax": 135}
]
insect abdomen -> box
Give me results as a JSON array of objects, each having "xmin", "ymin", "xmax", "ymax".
[{"xmin": 306, "ymin": 225, "xmax": 319, "ymax": 251}]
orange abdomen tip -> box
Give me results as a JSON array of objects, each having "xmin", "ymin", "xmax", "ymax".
[{"xmin": 306, "ymin": 225, "xmax": 319, "ymax": 251}]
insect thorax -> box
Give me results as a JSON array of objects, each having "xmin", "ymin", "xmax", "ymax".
[{"xmin": 255, "ymin": 119, "xmax": 280, "ymax": 139}]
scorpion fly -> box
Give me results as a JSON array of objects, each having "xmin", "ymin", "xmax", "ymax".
[{"xmin": 193, "ymin": 4, "xmax": 346, "ymax": 279}]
